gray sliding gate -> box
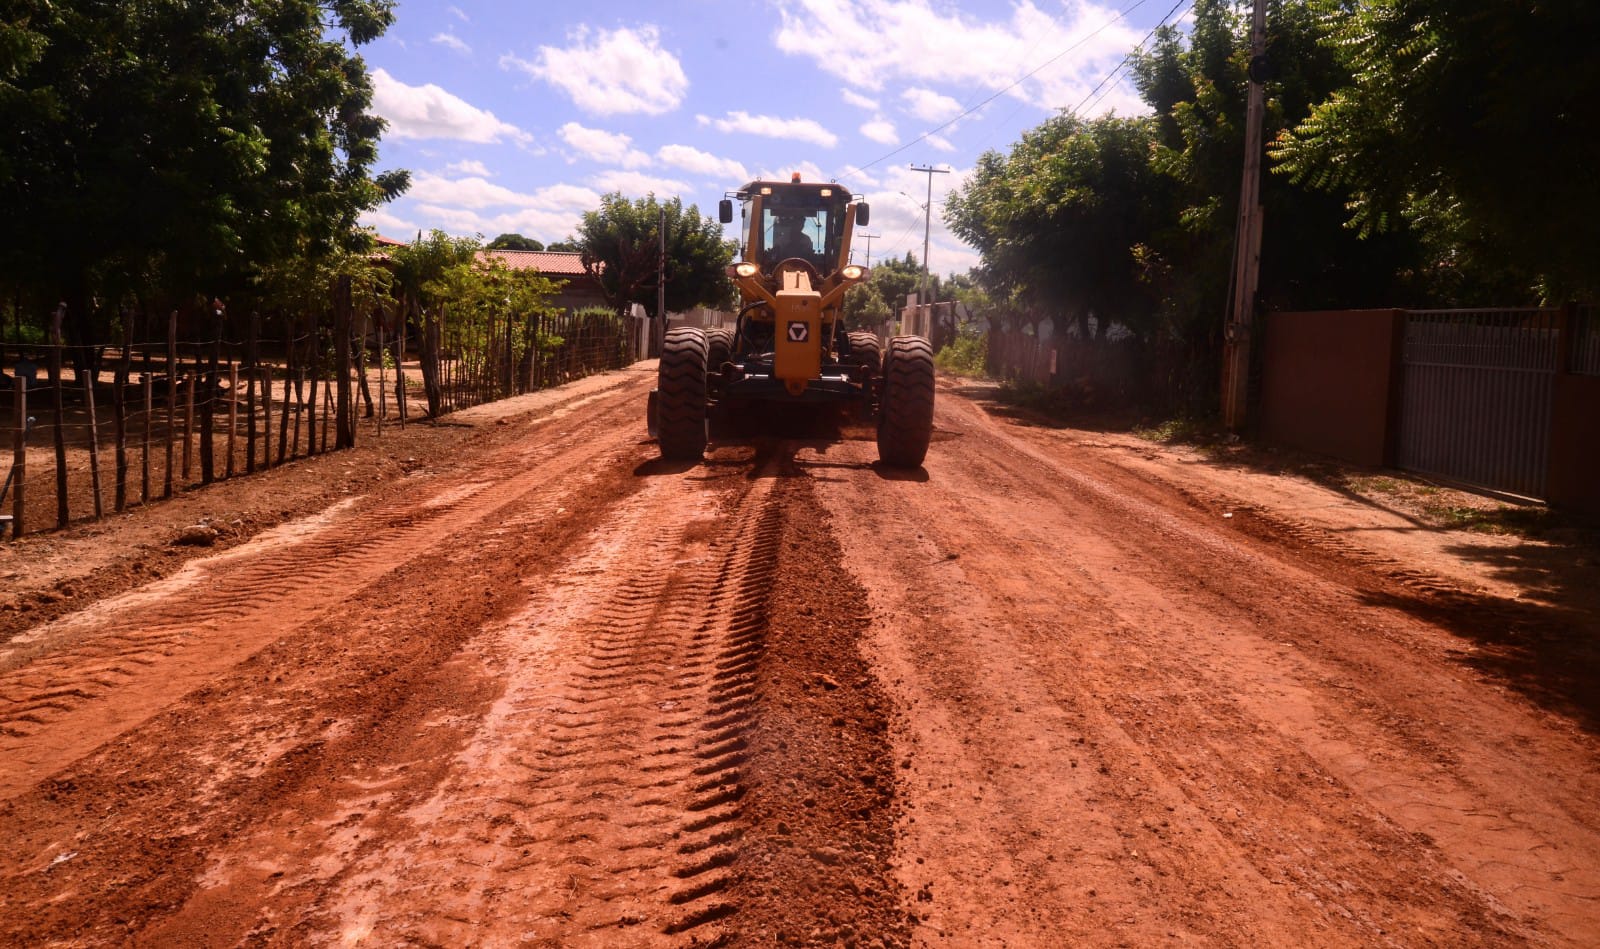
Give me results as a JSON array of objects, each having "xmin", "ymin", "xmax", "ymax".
[{"xmin": 1396, "ymin": 309, "xmax": 1559, "ymax": 498}]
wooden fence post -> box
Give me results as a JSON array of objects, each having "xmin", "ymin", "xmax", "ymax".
[
  {"xmin": 334, "ymin": 274, "xmax": 352, "ymax": 450},
  {"xmin": 113, "ymin": 324, "xmax": 130, "ymax": 512},
  {"xmin": 200, "ymin": 305, "xmax": 222, "ymax": 484},
  {"xmin": 226, "ymin": 361, "xmax": 238, "ymax": 478},
  {"xmin": 165, "ymin": 310, "xmax": 176, "ymax": 498},
  {"xmin": 10, "ymin": 375, "xmax": 24, "ymax": 539},
  {"xmin": 277, "ymin": 323, "xmax": 293, "ymax": 464},
  {"xmin": 49, "ymin": 304, "xmax": 68, "ymax": 528},
  {"xmin": 261, "ymin": 365, "xmax": 273, "ymax": 469},
  {"xmin": 395, "ymin": 304, "xmax": 408, "ymax": 426},
  {"xmin": 183, "ymin": 371, "xmax": 195, "ymax": 481},
  {"xmin": 141, "ymin": 371, "xmax": 152, "ymax": 503},
  {"xmin": 84, "ymin": 370, "xmax": 102, "ymax": 520},
  {"xmin": 377, "ymin": 322, "xmax": 386, "ymax": 436},
  {"xmin": 246, "ymin": 312, "xmax": 258, "ymax": 474},
  {"xmin": 292, "ymin": 369, "xmax": 304, "ymax": 458}
]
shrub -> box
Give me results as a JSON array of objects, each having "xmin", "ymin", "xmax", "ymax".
[{"xmin": 935, "ymin": 328, "xmax": 987, "ymax": 376}]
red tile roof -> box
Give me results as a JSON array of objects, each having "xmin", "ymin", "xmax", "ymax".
[{"xmin": 481, "ymin": 249, "xmax": 590, "ymax": 276}]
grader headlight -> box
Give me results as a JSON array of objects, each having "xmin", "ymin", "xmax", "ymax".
[
  {"xmin": 841, "ymin": 265, "xmax": 867, "ymax": 281},
  {"xmin": 727, "ymin": 261, "xmax": 760, "ymax": 278}
]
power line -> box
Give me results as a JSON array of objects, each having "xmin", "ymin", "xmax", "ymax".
[
  {"xmin": 1068, "ymin": 0, "xmax": 1192, "ymax": 116},
  {"xmin": 831, "ymin": 0, "xmax": 1156, "ymax": 185}
]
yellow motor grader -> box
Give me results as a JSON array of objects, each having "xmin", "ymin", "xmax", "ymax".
[{"xmin": 649, "ymin": 173, "xmax": 935, "ymax": 466}]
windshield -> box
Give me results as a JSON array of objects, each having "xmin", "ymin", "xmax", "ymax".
[{"xmin": 746, "ymin": 186, "xmax": 849, "ymax": 269}]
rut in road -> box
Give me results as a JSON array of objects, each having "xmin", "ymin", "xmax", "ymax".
[{"xmin": 283, "ymin": 471, "xmax": 785, "ymax": 946}]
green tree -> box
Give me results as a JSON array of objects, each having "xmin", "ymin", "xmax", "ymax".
[
  {"xmin": 390, "ymin": 230, "xmax": 480, "ymax": 416},
  {"xmin": 0, "ymin": 0, "xmax": 406, "ymax": 348},
  {"xmin": 1271, "ymin": 0, "xmax": 1600, "ymax": 300},
  {"xmin": 576, "ymin": 193, "xmax": 735, "ymax": 319},
  {"xmin": 946, "ymin": 114, "xmax": 1169, "ymax": 341},
  {"xmin": 487, "ymin": 233, "xmax": 544, "ymax": 252},
  {"xmin": 841, "ymin": 283, "xmax": 890, "ymax": 330},
  {"xmin": 866, "ymin": 253, "xmax": 924, "ymax": 318}
]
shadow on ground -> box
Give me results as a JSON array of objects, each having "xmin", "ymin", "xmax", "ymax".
[{"xmin": 953, "ymin": 375, "xmax": 1600, "ymax": 736}]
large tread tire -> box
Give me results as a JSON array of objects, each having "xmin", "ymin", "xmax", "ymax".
[
  {"xmin": 705, "ymin": 326, "xmax": 734, "ymax": 370},
  {"xmin": 877, "ymin": 335, "xmax": 935, "ymax": 468},
  {"xmin": 847, "ymin": 331, "xmax": 883, "ymax": 375},
  {"xmin": 658, "ymin": 326, "xmax": 708, "ymax": 460}
]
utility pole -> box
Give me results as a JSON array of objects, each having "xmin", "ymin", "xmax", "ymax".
[
  {"xmin": 1222, "ymin": 0, "xmax": 1268, "ymax": 430},
  {"xmin": 909, "ymin": 164, "xmax": 949, "ymax": 307},
  {"xmin": 858, "ymin": 232, "xmax": 880, "ymax": 267}
]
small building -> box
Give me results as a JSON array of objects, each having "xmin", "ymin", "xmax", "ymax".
[{"xmin": 480, "ymin": 250, "xmax": 609, "ymax": 315}]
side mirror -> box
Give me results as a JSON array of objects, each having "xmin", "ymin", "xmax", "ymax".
[
  {"xmin": 719, "ymin": 199, "xmax": 733, "ymax": 224},
  {"xmin": 855, "ymin": 202, "xmax": 870, "ymax": 227}
]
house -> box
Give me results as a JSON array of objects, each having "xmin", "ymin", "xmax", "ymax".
[{"xmin": 479, "ymin": 249, "xmax": 609, "ymax": 315}]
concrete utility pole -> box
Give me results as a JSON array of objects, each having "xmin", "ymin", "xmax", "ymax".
[
  {"xmin": 909, "ymin": 164, "xmax": 950, "ymax": 307},
  {"xmin": 1222, "ymin": 0, "xmax": 1268, "ymax": 430},
  {"xmin": 858, "ymin": 232, "xmax": 880, "ymax": 267}
]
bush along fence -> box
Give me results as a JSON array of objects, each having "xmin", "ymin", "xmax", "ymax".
[{"xmin": 1, "ymin": 303, "xmax": 636, "ymax": 540}]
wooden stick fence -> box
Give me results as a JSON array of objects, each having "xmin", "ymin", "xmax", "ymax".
[{"xmin": 2, "ymin": 305, "xmax": 636, "ymax": 540}]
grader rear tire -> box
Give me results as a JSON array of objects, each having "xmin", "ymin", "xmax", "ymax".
[
  {"xmin": 876, "ymin": 336, "xmax": 935, "ymax": 468},
  {"xmin": 847, "ymin": 331, "xmax": 883, "ymax": 375},
  {"xmin": 658, "ymin": 326, "xmax": 708, "ymax": 460},
  {"xmin": 705, "ymin": 326, "xmax": 734, "ymax": 371}
]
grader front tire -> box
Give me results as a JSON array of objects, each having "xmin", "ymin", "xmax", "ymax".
[
  {"xmin": 657, "ymin": 326, "xmax": 708, "ymax": 460},
  {"xmin": 876, "ymin": 336, "xmax": 935, "ymax": 468}
]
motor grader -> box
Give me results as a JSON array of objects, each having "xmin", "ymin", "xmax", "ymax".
[{"xmin": 649, "ymin": 173, "xmax": 935, "ymax": 466}]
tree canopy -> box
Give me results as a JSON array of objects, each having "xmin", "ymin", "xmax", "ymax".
[
  {"xmin": 487, "ymin": 233, "xmax": 545, "ymax": 252},
  {"xmin": 0, "ymin": 0, "xmax": 407, "ymax": 330},
  {"xmin": 575, "ymin": 193, "xmax": 735, "ymax": 319},
  {"xmin": 1271, "ymin": 0, "xmax": 1600, "ymax": 299}
]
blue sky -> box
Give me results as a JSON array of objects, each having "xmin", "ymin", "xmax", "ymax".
[{"xmin": 358, "ymin": 0, "xmax": 1189, "ymax": 277}]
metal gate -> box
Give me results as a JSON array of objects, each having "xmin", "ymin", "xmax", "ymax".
[{"xmin": 1397, "ymin": 309, "xmax": 1559, "ymax": 498}]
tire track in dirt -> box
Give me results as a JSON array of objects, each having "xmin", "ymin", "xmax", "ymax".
[
  {"xmin": 0, "ymin": 389, "xmax": 647, "ymax": 797},
  {"xmin": 811, "ymin": 390, "xmax": 1598, "ymax": 945},
  {"xmin": 162, "ymin": 465, "xmax": 784, "ymax": 946}
]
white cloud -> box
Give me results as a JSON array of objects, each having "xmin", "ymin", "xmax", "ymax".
[
  {"xmin": 706, "ymin": 111, "xmax": 838, "ymax": 148},
  {"xmin": 447, "ymin": 5, "xmax": 468, "ymax": 22},
  {"xmin": 851, "ymin": 163, "xmax": 975, "ymax": 274},
  {"xmin": 361, "ymin": 207, "xmax": 421, "ymax": 240},
  {"xmin": 501, "ymin": 26, "xmax": 688, "ymax": 116},
  {"xmin": 860, "ymin": 118, "xmax": 899, "ymax": 145},
  {"xmin": 443, "ymin": 159, "xmax": 492, "ymax": 178},
  {"xmin": 842, "ymin": 88, "xmax": 879, "ymax": 110},
  {"xmin": 657, "ymin": 145, "xmax": 749, "ymax": 183},
  {"xmin": 589, "ymin": 170, "xmax": 691, "ymax": 196},
  {"xmin": 902, "ymin": 87, "xmax": 962, "ymax": 123},
  {"xmin": 406, "ymin": 172, "xmax": 597, "ymax": 212},
  {"xmin": 926, "ymin": 133, "xmax": 956, "ymax": 152},
  {"xmin": 835, "ymin": 164, "xmax": 881, "ymax": 189},
  {"xmin": 385, "ymin": 172, "xmax": 600, "ymax": 241},
  {"xmin": 369, "ymin": 69, "xmax": 531, "ymax": 144},
  {"xmin": 753, "ymin": 160, "xmax": 829, "ymax": 184},
  {"xmin": 414, "ymin": 204, "xmax": 586, "ymax": 243},
  {"xmin": 431, "ymin": 33, "xmax": 471, "ymax": 55},
  {"xmin": 558, "ymin": 122, "xmax": 651, "ymax": 168},
  {"xmin": 774, "ymin": 0, "xmax": 1145, "ymax": 114}
]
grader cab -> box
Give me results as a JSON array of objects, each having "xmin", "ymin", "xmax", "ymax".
[{"xmin": 650, "ymin": 174, "xmax": 936, "ymax": 467}]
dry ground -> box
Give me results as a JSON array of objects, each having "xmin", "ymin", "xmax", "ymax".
[{"xmin": 1, "ymin": 363, "xmax": 1597, "ymax": 946}]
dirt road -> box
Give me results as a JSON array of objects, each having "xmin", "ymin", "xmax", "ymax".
[{"xmin": 2, "ymin": 363, "xmax": 1597, "ymax": 946}]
